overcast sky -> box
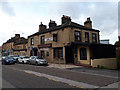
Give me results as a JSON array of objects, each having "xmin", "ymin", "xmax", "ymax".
[{"xmin": 0, "ymin": 0, "xmax": 119, "ymax": 46}]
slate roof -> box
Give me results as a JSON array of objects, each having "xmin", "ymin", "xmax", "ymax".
[{"xmin": 28, "ymin": 21, "xmax": 100, "ymax": 38}]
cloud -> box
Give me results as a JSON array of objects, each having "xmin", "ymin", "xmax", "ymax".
[
  {"xmin": 0, "ymin": 0, "xmax": 15, "ymax": 16},
  {"xmin": 0, "ymin": 1, "xmax": 118, "ymax": 45}
]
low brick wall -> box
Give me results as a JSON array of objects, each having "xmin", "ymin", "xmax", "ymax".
[{"xmin": 91, "ymin": 58, "xmax": 117, "ymax": 69}]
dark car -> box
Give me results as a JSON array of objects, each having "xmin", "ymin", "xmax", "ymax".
[{"xmin": 2, "ymin": 56, "xmax": 15, "ymax": 65}]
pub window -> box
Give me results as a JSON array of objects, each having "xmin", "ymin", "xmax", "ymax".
[
  {"xmin": 31, "ymin": 38, "xmax": 34, "ymax": 45},
  {"xmin": 85, "ymin": 32, "xmax": 89, "ymax": 42},
  {"xmin": 80, "ymin": 48, "xmax": 87, "ymax": 60},
  {"xmin": 47, "ymin": 52, "xmax": 49, "ymax": 56},
  {"xmin": 41, "ymin": 35, "xmax": 45, "ymax": 44},
  {"xmin": 53, "ymin": 34, "xmax": 57, "ymax": 42},
  {"xmin": 92, "ymin": 33, "xmax": 97, "ymax": 43},
  {"xmin": 41, "ymin": 51, "xmax": 45, "ymax": 58},
  {"xmin": 54, "ymin": 48, "xmax": 63, "ymax": 58},
  {"xmin": 75, "ymin": 31, "xmax": 81, "ymax": 41}
]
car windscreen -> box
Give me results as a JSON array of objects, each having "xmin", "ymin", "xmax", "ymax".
[
  {"xmin": 14, "ymin": 55, "xmax": 19, "ymax": 57},
  {"xmin": 6, "ymin": 57, "xmax": 13, "ymax": 59},
  {"xmin": 36, "ymin": 57, "xmax": 43, "ymax": 59},
  {"xmin": 24, "ymin": 57, "xmax": 29, "ymax": 58}
]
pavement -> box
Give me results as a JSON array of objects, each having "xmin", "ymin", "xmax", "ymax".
[
  {"xmin": 48, "ymin": 63, "xmax": 119, "ymax": 89},
  {"xmin": 48, "ymin": 63, "xmax": 82, "ymax": 69},
  {"xmin": 48, "ymin": 63, "xmax": 119, "ymax": 78}
]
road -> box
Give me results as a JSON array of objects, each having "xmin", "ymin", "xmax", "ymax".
[{"xmin": 1, "ymin": 63, "xmax": 119, "ymax": 90}]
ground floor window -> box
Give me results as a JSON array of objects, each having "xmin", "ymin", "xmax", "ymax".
[
  {"xmin": 80, "ymin": 48, "xmax": 87, "ymax": 60},
  {"xmin": 54, "ymin": 48, "xmax": 63, "ymax": 59},
  {"xmin": 41, "ymin": 51, "xmax": 45, "ymax": 58}
]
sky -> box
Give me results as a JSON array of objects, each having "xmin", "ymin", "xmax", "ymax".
[{"xmin": 0, "ymin": 0, "xmax": 119, "ymax": 46}]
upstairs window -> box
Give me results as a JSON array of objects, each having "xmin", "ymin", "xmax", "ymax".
[
  {"xmin": 41, "ymin": 35, "xmax": 45, "ymax": 44},
  {"xmin": 53, "ymin": 34, "xmax": 57, "ymax": 42},
  {"xmin": 92, "ymin": 33, "xmax": 97, "ymax": 43},
  {"xmin": 85, "ymin": 32, "xmax": 89, "ymax": 42},
  {"xmin": 75, "ymin": 31, "xmax": 81, "ymax": 41},
  {"xmin": 31, "ymin": 38, "xmax": 34, "ymax": 45}
]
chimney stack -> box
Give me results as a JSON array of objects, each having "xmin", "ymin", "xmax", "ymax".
[
  {"xmin": 84, "ymin": 17, "xmax": 92, "ymax": 28},
  {"xmin": 61, "ymin": 15, "xmax": 71, "ymax": 24},
  {"xmin": 39, "ymin": 22, "xmax": 47, "ymax": 32},
  {"xmin": 49, "ymin": 19, "xmax": 57, "ymax": 28},
  {"xmin": 15, "ymin": 34, "xmax": 20, "ymax": 38}
]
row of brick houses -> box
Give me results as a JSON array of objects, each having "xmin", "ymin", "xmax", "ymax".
[
  {"xmin": 2, "ymin": 15, "xmax": 116, "ymax": 67},
  {"xmin": 2, "ymin": 34, "xmax": 28, "ymax": 56}
]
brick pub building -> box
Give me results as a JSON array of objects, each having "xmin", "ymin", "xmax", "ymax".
[{"xmin": 27, "ymin": 15, "xmax": 116, "ymax": 65}]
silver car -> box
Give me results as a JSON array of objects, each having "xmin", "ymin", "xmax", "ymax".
[
  {"xmin": 28, "ymin": 56, "xmax": 48, "ymax": 66},
  {"xmin": 18, "ymin": 56, "xmax": 29, "ymax": 64}
]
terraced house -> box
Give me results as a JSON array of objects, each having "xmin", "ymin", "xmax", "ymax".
[
  {"xmin": 13, "ymin": 38, "xmax": 28, "ymax": 56},
  {"xmin": 27, "ymin": 15, "xmax": 116, "ymax": 65},
  {"xmin": 2, "ymin": 34, "xmax": 28, "ymax": 56}
]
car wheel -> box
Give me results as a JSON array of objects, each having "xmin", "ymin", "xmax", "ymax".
[
  {"xmin": 28, "ymin": 61, "xmax": 31, "ymax": 65},
  {"xmin": 35, "ymin": 62, "xmax": 38, "ymax": 66},
  {"xmin": 22, "ymin": 61, "xmax": 24, "ymax": 64}
]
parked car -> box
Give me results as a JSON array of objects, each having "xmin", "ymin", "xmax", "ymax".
[
  {"xmin": 28, "ymin": 56, "xmax": 48, "ymax": 66},
  {"xmin": 9, "ymin": 55, "xmax": 19, "ymax": 63},
  {"xmin": 13, "ymin": 55, "xmax": 19, "ymax": 62},
  {"xmin": 18, "ymin": 56, "xmax": 29, "ymax": 64},
  {"xmin": 2, "ymin": 56, "xmax": 15, "ymax": 65}
]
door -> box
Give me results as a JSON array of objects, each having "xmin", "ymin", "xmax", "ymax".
[{"xmin": 65, "ymin": 46, "xmax": 74, "ymax": 64}]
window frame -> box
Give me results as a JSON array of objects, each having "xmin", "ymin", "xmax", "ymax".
[
  {"xmin": 41, "ymin": 35, "xmax": 45, "ymax": 44},
  {"xmin": 92, "ymin": 33, "xmax": 97, "ymax": 43},
  {"xmin": 80, "ymin": 48, "xmax": 87, "ymax": 60},
  {"xmin": 75, "ymin": 30, "xmax": 81, "ymax": 41},
  {"xmin": 54, "ymin": 48, "xmax": 63, "ymax": 59},
  {"xmin": 53, "ymin": 34, "xmax": 57, "ymax": 42},
  {"xmin": 31, "ymin": 38, "xmax": 34, "ymax": 45}
]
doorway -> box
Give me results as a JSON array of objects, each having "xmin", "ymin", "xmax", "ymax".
[{"xmin": 65, "ymin": 46, "xmax": 74, "ymax": 64}]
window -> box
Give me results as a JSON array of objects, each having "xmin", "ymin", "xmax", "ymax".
[
  {"xmin": 31, "ymin": 38, "xmax": 34, "ymax": 45},
  {"xmin": 41, "ymin": 51, "xmax": 45, "ymax": 58},
  {"xmin": 85, "ymin": 32, "xmax": 89, "ymax": 42},
  {"xmin": 92, "ymin": 33, "xmax": 97, "ymax": 43},
  {"xmin": 54, "ymin": 48, "xmax": 63, "ymax": 58},
  {"xmin": 53, "ymin": 34, "xmax": 57, "ymax": 42},
  {"xmin": 23, "ymin": 45, "xmax": 26, "ymax": 49},
  {"xmin": 41, "ymin": 35, "xmax": 45, "ymax": 44},
  {"xmin": 75, "ymin": 31, "xmax": 81, "ymax": 41},
  {"xmin": 80, "ymin": 48, "xmax": 87, "ymax": 60},
  {"xmin": 47, "ymin": 52, "xmax": 49, "ymax": 56}
]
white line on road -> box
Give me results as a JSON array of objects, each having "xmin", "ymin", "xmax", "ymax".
[{"xmin": 24, "ymin": 70, "xmax": 100, "ymax": 89}]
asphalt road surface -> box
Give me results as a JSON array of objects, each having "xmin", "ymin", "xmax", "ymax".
[{"xmin": 2, "ymin": 63, "xmax": 119, "ymax": 90}]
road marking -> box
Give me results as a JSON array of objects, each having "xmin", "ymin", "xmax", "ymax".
[
  {"xmin": 47, "ymin": 78, "xmax": 59, "ymax": 82},
  {"xmin": 35, "ymin": 74, "xmax": 41, "ymax": 77},
  {"xmin": 24, "ymin": 70, "xmax": 99, "ymax": 89}
]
